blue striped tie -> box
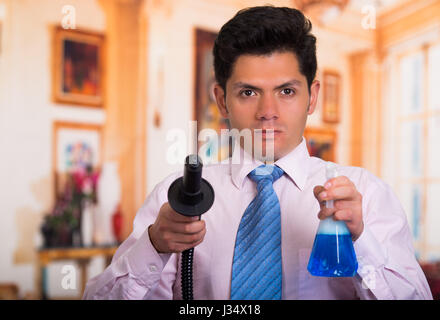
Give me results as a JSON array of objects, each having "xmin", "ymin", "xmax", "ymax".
[{"xmin": 230, "ymin": 164, "xmax": 284, "ymax": 300}]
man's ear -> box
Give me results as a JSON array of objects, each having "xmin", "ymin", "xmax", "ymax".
[
  {"xmin": 307, "ymin": 80, "xmax": 320, "ymax": 115},
  {"xmin": 213, "ymin": 84, "xmax": 229, "ymax": 118}
]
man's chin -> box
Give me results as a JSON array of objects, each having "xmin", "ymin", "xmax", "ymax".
[{"xmin": 253, "ymin": 140, "xmax": 281, "ymax": 162}]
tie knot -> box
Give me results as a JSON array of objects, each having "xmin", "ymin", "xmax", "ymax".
[{"xmin": 248, "ymin": 164, "xmax": 284, "ymax": 185}]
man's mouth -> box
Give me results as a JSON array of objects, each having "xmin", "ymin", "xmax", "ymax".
[{"xmin": 254, "ymin": 129, "xmax": 282, "ymax": 139}]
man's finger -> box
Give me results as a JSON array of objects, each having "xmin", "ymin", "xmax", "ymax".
[
  {"xmin": 334, "ymin": 199, "xmax": 357, "ymax": 210},
  {"xmin": 175, "ymin": 228, "xmax": 206, "ymax": 244},
  {"xmin": 170, "ymin": 220, "xmax": 206, "ymax": 235},
  {"xmin": 324, "ymin": 175, "xmax": 353, "ymax": 189},
  {"xmin": 173, "ymin": 237, "xmax": 205, "ymax": 253},
  {"xmin": 333, "ymin": 209, "xmax": 353, "ymax": 222},
  {"xmin": 162, "ymin": 203, "xmax": 200, "ymax": 223},
  {"xmin": 170, "ymin": 214, "xmax": 199, "ymax": 223},
  {"xmin": 326, "ymin": 186, "xmax": 358, "ymax": 201},
  {"xmin": 317, "ymin": 206, "xmax": 337, "ymax": 220},
  {"xmin": 313, "ymin": 185, "xmax": 326, "ymax": 207}
]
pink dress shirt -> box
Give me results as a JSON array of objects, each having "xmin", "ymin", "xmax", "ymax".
[{"xmin": 83, "ymin": 138, "xmax": 432, "ymax": 300}]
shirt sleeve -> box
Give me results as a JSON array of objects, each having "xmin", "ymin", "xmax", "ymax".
[
  {"xmin": 351, "ymin": 171, "xmax": 433, "ymax": 300},
  {"xmin": 82, "ymin": 174, "xmax": 179, "ymax": 300}
]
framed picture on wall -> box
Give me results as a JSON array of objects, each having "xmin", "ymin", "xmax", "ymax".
[
  {"xmin": 52, "ymin": 26, "xmax": 105, "ymax": 107},
  {"xmin": 322, "ymin": 70, "xmax": 341, "ymax": 123},
  {"xmin": 304, "ymin": 127, "xmax": 337, "ymax": 162},
  {"xmin": 52, "ymin": 121, "xmax": 103, "ymax": 197},
  {"xmin": 194, "ymin": 28, "xmax": 231, "ymax": 162}
]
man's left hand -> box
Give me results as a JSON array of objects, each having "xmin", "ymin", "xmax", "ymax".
[{"xmin": 313, "ymin": 176, "xmax": 364, "ymax": 241}]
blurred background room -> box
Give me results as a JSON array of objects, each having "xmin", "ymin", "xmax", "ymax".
[{"xmin": 0, "ymin": 0, "xmax": 439, "ymax": 299}]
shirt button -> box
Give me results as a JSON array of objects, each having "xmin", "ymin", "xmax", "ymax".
[{"xmin": 149, "ymin": 264, "xmax": 157, "ymax": 273}]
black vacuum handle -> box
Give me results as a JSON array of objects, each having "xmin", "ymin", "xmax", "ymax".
[
  {"xmin": 183, "ymin": 155, "xmax": 202, "ymax": 194},
  {"xmin": 167, "ymin": 155, "xmax": 214, "ymax": 217},
  {"xmin": 167, "ymin": 154, "xmax": 215, "ymax": 300}
]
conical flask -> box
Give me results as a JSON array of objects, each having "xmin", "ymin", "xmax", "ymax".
[{"xmin": 307, "ymin": 162, "xmax": 358, "ymax": 277}]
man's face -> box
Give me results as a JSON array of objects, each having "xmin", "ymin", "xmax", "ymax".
[{"xmin": 214, "ymin": 51, "xmax": 320, "ymax": 161}]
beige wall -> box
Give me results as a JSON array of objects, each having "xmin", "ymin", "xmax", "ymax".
[{"xmin": 0, "ymin": 0, "xmax": 106, "ymax": 298}]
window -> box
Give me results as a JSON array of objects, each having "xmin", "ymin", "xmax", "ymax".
[{"xmin": 397, "ymin": 42, "xmax": 440, "ymax": 261}]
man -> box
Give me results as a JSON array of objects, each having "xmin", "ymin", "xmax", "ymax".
[{"xmin": 83, "ymin": 6, "xmax": 432, "ymax": 299}]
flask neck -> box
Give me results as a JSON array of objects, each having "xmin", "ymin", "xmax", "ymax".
[{"xmin": 317, "ymin": 217, "xmax": 350, "ymax": 236}]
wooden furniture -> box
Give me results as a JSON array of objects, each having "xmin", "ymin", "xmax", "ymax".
[
  {"xmin": 420, "ymin": 261, "xmax": 440, "ymax": 300},
  {"xmin": 36, "ymin": 246, "xmax": 117, "ymax": 300},
  {"xmin": 0, "ymin": 283, "xmax": 19, "ymax": 300}
]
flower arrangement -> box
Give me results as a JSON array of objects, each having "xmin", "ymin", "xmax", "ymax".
[{"xmin": 41, "ymin": 165, "xmax": 99, "ymax": 248}]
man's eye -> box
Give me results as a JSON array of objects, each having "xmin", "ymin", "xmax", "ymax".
[
  {"xmin": 281, "ymin": 88, "xmax": 295, "ymax": 95},
  {"xmin": 241, "ymin": 89, "xmax": 255, "ymax": 97}
]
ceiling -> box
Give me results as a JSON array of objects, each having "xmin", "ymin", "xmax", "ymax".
[{"xmin": 347, "ymin": 0, "xmax": 405, "ymax": 14}]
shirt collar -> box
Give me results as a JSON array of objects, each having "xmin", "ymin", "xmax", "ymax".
[{"xmin": 230, "ymin": 137, "xmax": 310, "ymax": 191}]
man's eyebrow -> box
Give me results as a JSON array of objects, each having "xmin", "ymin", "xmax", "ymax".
[
  {"xmin": 274, "ymin": 80, "xmax": 302, "ymax": 89},
  {"xmin": 231, "ymin": 82, "xmax": 260, "ymax": 90},
  {"xmin": 231, "ymin": 80, "xmax": 303, "ymax": 90}
]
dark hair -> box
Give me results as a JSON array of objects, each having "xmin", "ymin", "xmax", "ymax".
[{"xmin": 213, "ymin": 6, "xmax": 317, "ymax": 93}]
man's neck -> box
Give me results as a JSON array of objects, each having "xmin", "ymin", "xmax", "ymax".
[
  {"xmin": 264, "ymin": 160, "xmax": 275, "ymax": 165},
  {"xmin": 238, "ymin": 140, "xmax": 302, "ymax": 164}
]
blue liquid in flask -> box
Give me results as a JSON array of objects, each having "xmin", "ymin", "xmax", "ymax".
[
  {"xmin": 307, "ymin": 162, "xmax": 358, "ymax": 277},
  {"xmin": 307, "ymin": 221, "xmax": 358, "ymax": 277}
]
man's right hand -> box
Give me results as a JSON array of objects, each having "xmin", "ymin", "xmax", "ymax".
[{"xmin": 148, "ymin": 202, "xmax": 206, "ymax": 253}]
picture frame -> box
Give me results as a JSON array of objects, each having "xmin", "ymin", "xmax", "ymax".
[
  {"xmin": 52, "ymin": 121, "xmax": 103, "ymax": 197},
  {"xmin": 52, "ymin": 26, "xmax": 105, "ymax": 107},
  {"xmin": 322, "ymin": 70, "xmax": 341, "ymax": 123},
  {"xmin": 304, "ymin": 127, "xmax": 337, "ymax": 162},
  {"xmin": 194, "ymin": 28, "xmax": 231, "ymax": 162}
]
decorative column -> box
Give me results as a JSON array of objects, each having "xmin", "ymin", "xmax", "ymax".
[{"xmin": 99, "ymin": 0, "xmax": 147, "ymax": 240}]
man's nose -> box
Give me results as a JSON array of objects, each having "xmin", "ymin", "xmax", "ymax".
[{"xmin": 255, "ymin": 94, "xmax": 279, "ymax": 120}]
